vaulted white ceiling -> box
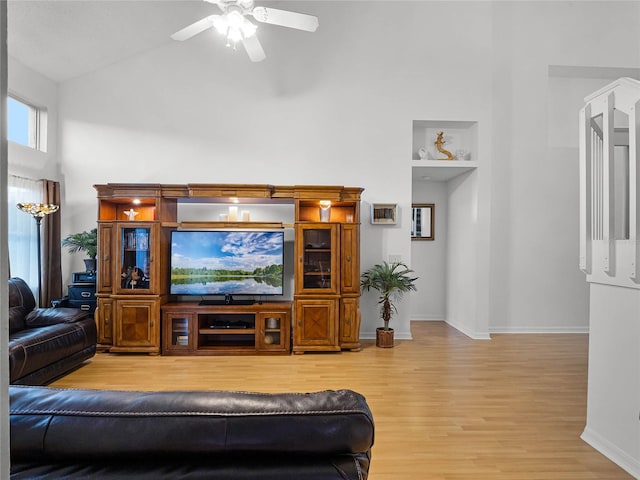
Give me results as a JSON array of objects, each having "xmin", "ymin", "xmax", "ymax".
[{"xmin": 8, "ymin": 0, "xmax": 291, "ymax": 82}]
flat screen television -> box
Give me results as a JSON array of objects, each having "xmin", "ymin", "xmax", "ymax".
[{"xmin": 170, "ymin": 230, "xmax": 284, "ymax": 300}]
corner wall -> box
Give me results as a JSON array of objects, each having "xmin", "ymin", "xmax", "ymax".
[
  {"xmin": 410, "ymin": 179, "xmax": 447, "ymax": 321},
  {"xmin": 581, "ymin": 283, "xmax": 640, "ymax": 478}
]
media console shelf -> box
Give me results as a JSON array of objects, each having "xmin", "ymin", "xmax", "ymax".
[{"xmin": 162, "ymin": 302, "xmax": 291, "ymax": 355}]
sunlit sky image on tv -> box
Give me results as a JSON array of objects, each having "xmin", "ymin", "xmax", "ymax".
[{"xmin": 171, "ymin": 231, "xmax": 283, "ymax": 272}]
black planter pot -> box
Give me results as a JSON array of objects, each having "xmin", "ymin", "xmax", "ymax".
[{"xmin": 83, "ymin": 258, "xmax": 96, "ymax": 273}]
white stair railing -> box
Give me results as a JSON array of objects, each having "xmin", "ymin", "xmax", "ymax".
[{"xmin": 580, "ymin": 77, "xmax": 640, "ymax": 286}]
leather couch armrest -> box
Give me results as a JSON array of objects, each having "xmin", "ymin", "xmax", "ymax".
[{"xmin": 24, "ymin": 307, "xmax": 92, "ymax": 327}]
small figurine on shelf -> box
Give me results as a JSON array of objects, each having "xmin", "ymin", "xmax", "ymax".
[
  {"xmin": 434, "ymin": 131, "xmax": 455, "ymax": 160},
  {"xmin": 123, "ymin": 209, "xmax": 139, "ymax": 221},
  {"xmin": 121, "ymin": 266, "xmax": 146, "ymax": 289},
  {"xmin": 418, "ymin": 147, "xmax": 427, "ymax": 160}
]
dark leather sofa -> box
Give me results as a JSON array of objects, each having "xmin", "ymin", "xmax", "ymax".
[
  {"xmin": 9, "ymin": 385, "xmax": 375, "ymax": 479},
  {"xmin": 8, "ymin": 277, "xmax": 97, "ymax": 385}
]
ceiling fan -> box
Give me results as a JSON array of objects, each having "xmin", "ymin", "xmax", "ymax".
[{"xmin": 171, "ymin": 0, "xmax": 319, "ymax": 62}]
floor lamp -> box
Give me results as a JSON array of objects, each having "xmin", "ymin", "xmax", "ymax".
[{"xmin": 16, "ymin": 202, "xmax": 59, "ymax": 306}]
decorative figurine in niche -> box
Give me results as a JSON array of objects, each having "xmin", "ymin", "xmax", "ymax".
[
  {"xmin": 418, "ymin": 147, "xmax": 427, "ymax": 160},
  {"xmin": 434, "ymin": 131, "xmax": 455, "ymax": 160},
  {"xmin": 123, "ymin": 209, "xmax": 139, "ymax": 221}
]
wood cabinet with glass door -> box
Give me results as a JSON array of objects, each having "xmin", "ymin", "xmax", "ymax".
[
  {"xmin": 94, "ymin": 184, "xmax": 169, "ymax": 354},
  {"xmin": 293, "ymin": 191, "xmax": 363, "ymax": 353},
  {"xmin": 293, "ymin": 223, "xmax": 340, "ymax": 353}
]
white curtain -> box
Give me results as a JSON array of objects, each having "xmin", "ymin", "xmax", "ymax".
[{"xmin": 8, "ymin": 175, "xmax": 42, "ymax": 296}]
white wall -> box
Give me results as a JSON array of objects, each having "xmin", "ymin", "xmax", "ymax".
[
  {"xmin": 446, "ymin": 170, "xmax": 485, "ymax": 338},
  {"xmin": 57, "ymin": 1, "xmax": 494, "ymax": 339},
  {"xmin": 410, "ymin": 179, "xmax": 447, "ymax": 321},
  {"xmin": 7, "ymin": 56, "xmax": 58, "ymax": 180},
  {"xmin": 582, "ymin": 283, "xmax": 640, "ymax": 478},
  {"xmin": 487, "ymin": 1, "xmax": 640, "ymax": 332}
]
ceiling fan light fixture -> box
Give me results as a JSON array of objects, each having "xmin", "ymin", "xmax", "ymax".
[
  {"xmin": 171, "ymin": 0, "xmax": 319, "ymax": 61},
  {"xmin": 227, "ymin": 27, "xmax": 243, "ymax": 45},
  {"xmin": 213, "ymin": 10, "xmax": 257, "ymax": 46},
  {"xmin": 212, "ymin": 16, "xmax": 228, "ymax": 35},
  {"xmin": 227, "ymin": 10, "xmax": 244, "ymax": 28}
]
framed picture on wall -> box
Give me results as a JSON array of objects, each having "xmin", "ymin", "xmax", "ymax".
[
  {"xmin": 370, "ymin": 203, "xmax": 397, "ymax": 225},
  {"xmin": 411, "ymin": 203, "xmax": 434, "ymax": 240}
]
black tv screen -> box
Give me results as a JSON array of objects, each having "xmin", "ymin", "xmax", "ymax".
[{"xmin": 170, "ymin": 230, "xmax": 284, "ymax": 296}]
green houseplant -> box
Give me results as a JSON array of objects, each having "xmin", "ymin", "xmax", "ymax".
[
  {"xmin": 61, "ymin": 228, "xmax": 98, "ymax": 272},
  {"xmin": 361, "ymin": 261, "xmax": 418, "ymax": 347}
]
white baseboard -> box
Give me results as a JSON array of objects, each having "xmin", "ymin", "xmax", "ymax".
[
  {"xmin": 489, "ymin": 326, "xmax": 590, "ymax": 334},
  {"xmin": 412, "ymin": 316, "xmax": 491, "ymax": 339},
  {"xmin": 581, "ymin": 426, "xmax": 640, "ymax": 479},
  {"xmin": 446, "ymin": 319, "xmax": 491, "ymax": 340}
]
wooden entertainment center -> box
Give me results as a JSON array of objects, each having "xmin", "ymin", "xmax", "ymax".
[{"xmin": 93, "ymin": 183, "xmax": 363, "ymax": 355}]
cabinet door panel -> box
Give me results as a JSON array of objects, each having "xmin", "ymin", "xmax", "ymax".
[
  {"xmin": 96, "ymin": 298, "xmax": 113, "ymax": 345},
  {"xmin": 115, "ymin": 299, "xmax": 159, "ymax": 349},
  {"xmin": 97, "ymin": 223, "xmax": 113, "ymax": 292},
  {"xmin": 340, "ymin": 297, "xmax": 361, "ymax": 351},
  {"xmin": 294, "ymin": 299, "xmax": 338, "ymax": 349},
  {"xmin": 341, "ymin": 224, "xmax": 359, "ymax": 294}
]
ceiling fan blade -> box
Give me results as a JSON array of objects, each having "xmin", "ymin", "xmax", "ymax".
[
  {"xmin": 251, "ymin": 7, "xmax": 318, "ymax": 32},
  {"xmin": 242, "ymin": 34, "xmax": 266, "ymax": 62},
  {"xmin": 171, "ymin": 15, "xmax": 216, "ymax": 41}
]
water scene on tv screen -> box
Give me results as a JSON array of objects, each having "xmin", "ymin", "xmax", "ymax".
[{"xmin": 170, "ymin": 231, "xmax": 284, "ymax": 295}]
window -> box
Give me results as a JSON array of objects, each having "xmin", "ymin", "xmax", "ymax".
[
  {"xmin": 7, "ymin": 95, "xmax": 46, "ymax": 151},
  {"xmin": 8, "ymin": 175, "xmax": 42, "ymax": 297}
]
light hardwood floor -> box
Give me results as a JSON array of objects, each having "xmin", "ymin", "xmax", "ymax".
[{"xmin": 51, "ymin": 321, "xmax": 632, "ymax": 479}]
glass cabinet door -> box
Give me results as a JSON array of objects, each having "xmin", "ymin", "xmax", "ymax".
[
  {"xmin": 163, "ymin": 312, "xmax": 194, "ymax": 353},
  {"xmin": 296, "ymin": 224, "xmax": 338, "ymax": 293},
  {"xmin": 117, "ymin": 223, "xmax": 157, "ymax": 293},
  {"xmin": 257, "ymin": 311, "xmax": 290, "ymax": 352}
]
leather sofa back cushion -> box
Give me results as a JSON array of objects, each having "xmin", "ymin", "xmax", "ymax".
[
  {"xmin": 25, "ymin": 308, "xmax": 91, "ymax": 327},
  {"xmin": 10, "ymin": 387, "xmax": 374, "ymax": 459},
  {"xmin": 9, "ymin": 306, "xmax": 26, "ymax": 333}
]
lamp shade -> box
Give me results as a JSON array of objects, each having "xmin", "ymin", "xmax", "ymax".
[{"xmin": 17, "ymin": 203, "xmax": 59, "ymax": 217}]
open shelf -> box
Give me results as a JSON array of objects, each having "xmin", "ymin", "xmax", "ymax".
[
  {"xmin": 162, "ymin": 302, "xmax": 291, "ymax": 355},
  {"xmin": 412, "ymin": 160, "xmax": 479, "ymax": 182}
]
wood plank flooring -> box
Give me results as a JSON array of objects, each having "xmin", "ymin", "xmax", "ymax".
[{"xmin": 51, "ymin": 321, "xmax": 632, "ymax": 479}]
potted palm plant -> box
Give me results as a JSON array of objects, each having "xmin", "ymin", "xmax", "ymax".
[
  {"xmin": 361, "ymin": 261, "xmax": 418, "ymax": 348},
  {"xmin": 61, "ymin": 228, "xmax": 98, "ymax": 272}
]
